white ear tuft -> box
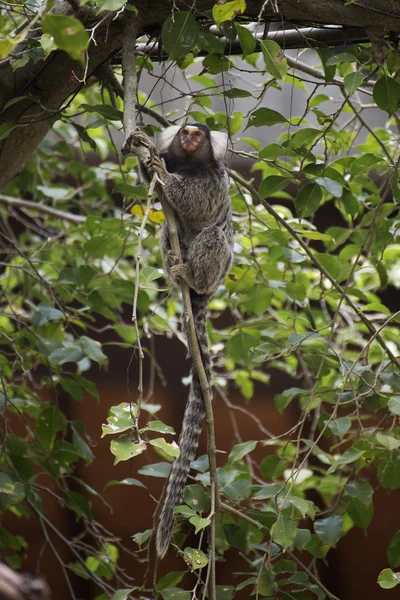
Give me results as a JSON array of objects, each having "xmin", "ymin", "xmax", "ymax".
[
  {"xmin": 210, "ymin": 130, "xmax": 228, "ymax": 161},
  {"xmin": 159, "ymin": 126, "xmax": 180, "ymax": 152}
]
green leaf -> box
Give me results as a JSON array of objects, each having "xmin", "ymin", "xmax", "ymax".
[
  {"xmin": 102, "ymin": 403, "xmax": 136, "ymax": 437},
  {"xmin": 373, "ymin": 76, "xmax": 400, "ymax": 114},
  {"xmin": 260, "ymin": 455, "xmax": 288, "ymax": 480},
  {"xmin": 184, "ymin": 484, "xmax": 210, "ymax": 512},
  {"xmin": 271, "ymin": 516, "xmax": 297, "ymax": 549},
  {"xmin": 48, "ymin": 344, "xmax": 84, "ymax": 366},
  {"xmin": 162, "ymin": 589, "xmax": 190, "ymax": 600},
  {"xmin": 236, "ymin": 24, "xmax": 256, "ymax": 56},
  {"xmin": 80, "ymin": 336, "xmax": 107, "ymax": 366},
  {"xmin": 36, "ymin": 407, "xmax": 65, "ymax": 450},
  {"xmin": 295, "ymin": 183, "xmax": 323, "ymax": 218},
  {"xmin": 32, "ymin": 304, "xmax": 64, "ymax": 326},
  {"xmin": 132, "ymin": 529, "xmax": 152, "ymax": 546},
  {"xmin": 314, "ymin": 515, "xmax": 343, "ymax": 545},
  {"xmin": 42, "ymin": 15, "xmax": 89, "ymax": 61},
  {"xmin": 253, "ymin": 483, "xmax": 283, "ymax": 499},
  {"xmin": 110, "ymin": 438, "xmax": 146, "ymax": 464},
  {"xmin": 114, "ymin": 183, "xmax": 148, "ymax": 199},
  {"xmin": 97, "ymin": 0, "xmax": 126, "ymax": 12},
  {"xmin": 222, "ymin": 479, "xmax": 251, "ymax": 502},
  {"xmin": 106, "ymin": 477, "xmax": 145, "ymax": 489},
  {"xmin": 327, "ymin": 442, "xmax": 368, "ymax": 474},
  {"xmin": 259, "ymin": 176, "xmax": 289, "ymax": 199},
  {"xmin": 350, "ymin": 153, "xmax": 383, "ymax": 176},
  {"xmin": 378, "ymin": 460, "xmax": 400, "ymax": 490},
  {"xmin": 344, "ymin": 71, "xmax": 363, "ymax": 95},
  {"xmin": 260, "ymin": 40, "xmax": 287, "ymax": 79},
  {"xmin": 0, "ymin": 37, "xmax": 16, "ymax": 59},
  {"xmin": 110, "ymin": 590, "xmax": 135, "ymax": 600},
  {"xmin": 189, "ymin": 515, "xmax": 211, "ymax": 534},
  {"xmin": 149, "ymin": 438, "xmax": 180, "ymax": 460},
  {"xmin": 212, "ymin": 0, "xmax": 246, "ymax": 25},
  {"xmin": 287, "ymin": 127, "xmax": 320, "ymax": 149},
  {"xmin": 325, "ymin": 52, "xmax": 357, "ymax": 66},
  {"xmin": 144, "ymin": 421, "xmax": 175, "ymax": 435},
  {"xmin": 315, "ymin": 253, "xmax": 340, "ymax": 279},
  {"xmin": 388, "ymin": 532, "xmax": 400, "ymax": 569},
  {"xmin": 72, "ymin": 429, "xmax": 95, "ymax": 463},
  {"xmin": 328, "ymin": 417, "xmax": 351, "ymax": 438},
  {"xmin": 80, "ymin": 104, "xmax": 123, "ymax": 121},
  {"xmin": 378, "ymin": 568, "xmax": 400, "ymax": 590},
  {"xmin": 248, "ymin": 107, "xmax": 288, "ymax": 128},
  {"xmin": 226, "ymin": 331, "xmax": 254, "ymax": 363},
  {"xmin": 162, "ymin": 12, "xmax": 199, "ymax": 60},
  {"xmin": 223, "ymin": 87, "xmax": 252, "ymax": 98},
  {"xmin": 158, "ymin": 573, "xmax": 185, "ymax": 593},
  {"xmin": 376, "ymin": 433, "xmax": 400, "ymax": 451},
  {"xmin": 0, "ymin": 123, "xmax": 20, "ymax": 141},
  {"xmin": 63, "ymin": 491, "xmax": 92, "ymax": 521},
  {"xmin": 344, "ymin": 480, "xmax": 373, "ymax": 504},
  {"xmin": 315, "ymin": 177, "xmax": 343, "ymax": 197},
  {"xmin": 202, "ymin": 53, "xmax": 231, "ymax": 74},
  {"xmin": 346, "ymin": 497, "xmax": 373, "ymax": 529},
  {"xmin": 0, "ymin": 472, "xmax": 25, "ymax": 509},
  {"xmin": 183, "ymin": 547, "xmax": 208, "ymax": 570},
  {"xmin": 284, "ymin": 496, "xmax": 316, "ymax": 519},
  {"xmin": 216, "ymin": 586, "xmax": 235, "ymax": 600},
  {"xmin": 389, "ymin": 397, "xmax": 400, "ymax": 416},
  {"xmin": 138, "ymin": 462, "xmax": 171, "ymax": 478},
  {"xmin": 228, "ymin": 440, "xmax": 257, "ymax": 462}
]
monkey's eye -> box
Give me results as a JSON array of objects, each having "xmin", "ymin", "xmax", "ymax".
[
  {"xmin": 182, "ymin": 129, "xmax": 188, "ymax": 135},
  {"xmin": 195, "ymin": 131, "xmax": 202, "ymax": 136}
]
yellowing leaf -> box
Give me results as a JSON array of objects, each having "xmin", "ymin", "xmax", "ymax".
[
  {"xmin": 212, "ymin": 0, "xmax": 246, "ymax": 26},
  {"xmin": 131, "ymin": 205, "xmax": 164, "ymax": 224}
]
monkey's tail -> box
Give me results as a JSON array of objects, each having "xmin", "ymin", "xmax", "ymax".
[{"xmin": 156, "ymin": 291, "xmax": 210, "ymax": 559}]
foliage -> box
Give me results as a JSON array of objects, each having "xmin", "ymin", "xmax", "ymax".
[{"xmin": 1, "ymin": 3, "xmax": 400, "ymax": 600}]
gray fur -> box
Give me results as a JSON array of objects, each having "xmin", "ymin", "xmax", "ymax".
[{"xmin": 154, "ymin": 127, "xmax": 233, "ymax": 558}]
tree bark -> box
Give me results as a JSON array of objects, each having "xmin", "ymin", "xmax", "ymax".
[{"xmin": 0, "ymin": 0, "xmax": 399, "ymax": 191}]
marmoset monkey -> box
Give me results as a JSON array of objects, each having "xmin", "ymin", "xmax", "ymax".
[{"xmin": 132, "ymin": 123, "xmax": 233, "ymax": 558}]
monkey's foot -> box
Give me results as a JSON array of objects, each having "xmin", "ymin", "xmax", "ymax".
[
  {"xmin": 165, "ymin": 250, "xmax": 180, "ymax": 271},
  {"xmin": 170, "ymin": 263, "xmax": 193, "ymax": 287}
]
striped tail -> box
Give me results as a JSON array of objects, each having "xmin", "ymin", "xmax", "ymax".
[{"xmin": 156, "ymin": 292, "xmax": 211, "ymax": 558}]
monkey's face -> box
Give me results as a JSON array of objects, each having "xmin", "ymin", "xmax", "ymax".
[{"xmin": 179, "ymin": 126, "xmax": 206, "ymax": 153}]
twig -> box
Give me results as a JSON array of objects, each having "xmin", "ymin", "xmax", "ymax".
[
  {"xmin": 0, "ymin": 195, "xmax": 86, "ymax": 223},
  {"xmin": 131, "ymin": 173, "xmax": 157, "ymax": 429}
]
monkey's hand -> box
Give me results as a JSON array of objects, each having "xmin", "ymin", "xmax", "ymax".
[
  {"xmin": 121, "ymin": 129, "xmax": 152, "ymax": 156},
  {"xmin": 147, "ymin": 152, "xmax": 167, "ymax": 179}
]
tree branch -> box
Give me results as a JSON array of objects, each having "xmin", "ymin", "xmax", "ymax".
[
  {"xmin": 122, "ymin": 12, "xmax": 139, "ymax": 138},
  {"xmin": 0, "ymin": 194, "xmax": 86, "ymax": 223}
]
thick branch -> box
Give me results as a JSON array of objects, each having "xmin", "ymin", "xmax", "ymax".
[
  {"xmin": 1, "ymin": 0, "xmax": 399, "ymax": 191},
  {"xmin": 122, "ymin": 13, "xmax": 139, "ymax": 137}
]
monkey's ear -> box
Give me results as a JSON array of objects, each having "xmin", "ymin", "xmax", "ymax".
[
  {"xmin": 159, "ymin": 126, "xmax": 181, "ymax": 151},
  {"xmin": 210, "ymin": 130, "xmax": 228, "ymax": 161}
]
